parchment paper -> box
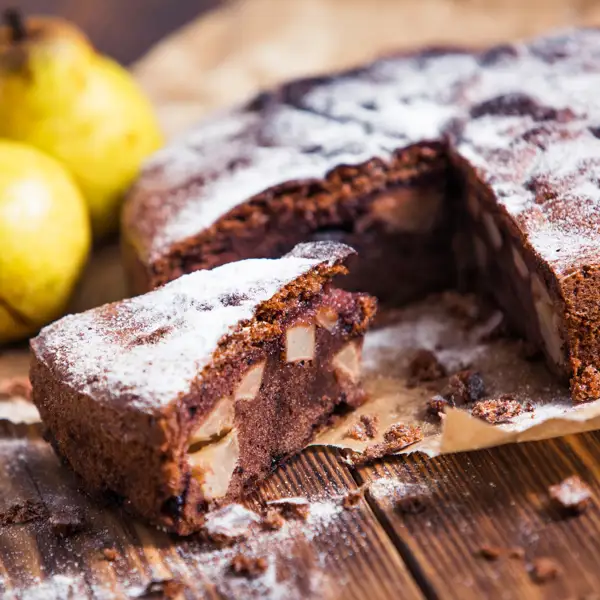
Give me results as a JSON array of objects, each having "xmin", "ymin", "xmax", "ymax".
[{"xmin": 3, "ymin": 0, "xmax": 600, "ymax": 456}]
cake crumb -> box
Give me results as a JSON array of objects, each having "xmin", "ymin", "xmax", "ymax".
[
  {"xmin": 49, "ymin": 506, "xmax": 87, "ymax": 537},
  {"xmin": 344, "ymin": 415, "xmax": 378, "ymax": 441},
  {"xmin": 358, "ymin": 423, "xmax": 423, "ymax": 463},
  {"xmin": 342, "ymin": 489, "xmax": 362, "ymax": 509},
  {"xmin": 102, "ymin": 548, "xmax": 118, "ymax": 561},
  {"xmin": 530, "ymin": 557, "xmax": 560, "ymax": 584},
  {"xmin": 476, "ymin": 545, "xmax": 503, "ymax": 561},
  {"xmin": 508, "ymin": 547, "xmax": 525, "ymax": 559},
  {"xmin": 446, "ymin": 370, "xmax": 486, "ymax": 405},
  {"xmin": 407, "ymin": 349, "xmax": 446, "ymax": 385},
  {"xmin": 572, "ymin": 365, "xmax": 600, "ymax": 403},
  {"xmin": 549, "ymin": 475, "xmax": 593, "ymax": 515},
  {"xmin": 471, "ymin": 394, "xmax": 524, "ymax": 424},
  {"xmin": 137, "ymin": 578, "xmax": 186, "ymax": 598},
  {"xmin": 230, "ymin": 554, "xmax": 268, "ymax": 578},
  {"xmin": 0, "ymin": 499, "xmax": 47, "ymax": 525},
  {"xmin": 427, "ymin": 394, "xmax": 450, "ymax": 418},
  {"xmin": 0, "ymin": 376, "xmax": 32, "ymax": 400},
  {"xmin": 202, "ymin": 504, "xmax": 261, "ymax": 546},
  {"xmin": 262, "ymin": 508, "xmax": 285, "ymax": 530},
  {"xmin": 360, "ymin": 415, "xmax": 379, "ymax": 439},
  {"xmin": 267, "ymin": 498, "xmax": 310, "ymax": 520},
  {"xmin": 345, "ymin": 414, "xmax": 379, "ymax": 441}
]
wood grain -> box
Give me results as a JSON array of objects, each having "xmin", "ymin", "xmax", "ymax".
[
  {"xmin": 0, "ymin": 426, "xmax": 423, "ymax": 599},
  {"xmin": 356, "ymin": 433, "xmax": 600, "ymax": 599}
]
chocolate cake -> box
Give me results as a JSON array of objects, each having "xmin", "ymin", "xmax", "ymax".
[
  {"xmin": 122, "ymin": 28, "xmax": 600, "ymax": 402},
  {"xmin": 30, "ymin": 242, "xmax": 376, "ymax": 534}
]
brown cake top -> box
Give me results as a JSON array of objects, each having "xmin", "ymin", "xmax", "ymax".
[
  {"xmin": 31, "ymin": 242, "xmax": 354, "ymax": 412},
  {"xmin": 124, "ymin": 28, "xmax": 600, "ymax": 276}
]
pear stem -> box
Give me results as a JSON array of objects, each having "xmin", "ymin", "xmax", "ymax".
[{"xmin": 4, "ymin": 8, "xmax": 27, "ymax": 42}]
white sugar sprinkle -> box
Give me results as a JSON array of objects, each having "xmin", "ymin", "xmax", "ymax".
[
  {"xmin": 32, "ymin": 244, "xmax": 343, "ymax": 411},
  {"xmin": 127, "ymin": 28, "xmax": 600, "ymax": 272}
]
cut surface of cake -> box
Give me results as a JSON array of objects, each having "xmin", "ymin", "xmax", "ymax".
[
  {"xmin": 30, "ymin": 242, "xmax": 376, "ymax": 534},
  {"xmin": 122, "ymin": 28, "xmax": 600, "ymax": 401}
]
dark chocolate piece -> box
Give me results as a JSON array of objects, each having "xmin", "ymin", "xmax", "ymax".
[
  {"xmin": 122, "ymin": 28, "xmax": 600, "ymax": 401},
  {"xmin": 30, "ymin": 242, "xmax": 376, "ymax": 534},
  {"xmin": 529, "ymin": 557, "xmax": 561, "ymax": 584}
]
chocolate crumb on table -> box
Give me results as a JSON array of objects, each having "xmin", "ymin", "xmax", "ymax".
[
  {"xmin": 48, "ymin": 506, "xmax": 87, "ymax": 537},
  {"xmin": 471, "ymin": 394, "xmax": 532, "ymax": 424},
  {"xmin": 266, "ymin": 498, "xmax": 311, "ymax": 521},
  {"xmin": 102, "ymin": 548, "xmax": 118, "ymax": 561},
  {"xmin": 529, "ymin": 557, "xmax": 561, "ymax": 584},
  {"xmin": 407, "ymin": 349, "xmax": 446, "ymax": 386},
  {"xmin": 136, "ymin": 578, "xmax": 186, "ymax": 599},
  {"xmin": 342, "ymin": 489, "xmax": 362, "ymax": 509},
  {"xmin": 476, "ymin": 545, "xmax": 503, "ymax": 561},
  {"xmin": 0, "ymin": 500, "xmax": 47, "ymax": 525},
  {"xmin": 261, "ymin": 508, "xmax": 285, "ymax": 530},
  {"xmin": 548, "ymin": 475, "xmax": 593, "ymax": 515},
  {"xmin": 201, "ymin": 505, "xmax": 261, "ymax": 546},
  {"xmin": 230, "ymin": 554, "xmax": 268, "ymax": 578}
]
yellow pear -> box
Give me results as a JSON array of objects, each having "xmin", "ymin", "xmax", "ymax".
[
  {"xmin": 0, "ymin": 11, "xmax": 163, "ymax": 239},
  {"xmin": 0, "ymin": 140, "xmax": 90, "ymax": 344}
]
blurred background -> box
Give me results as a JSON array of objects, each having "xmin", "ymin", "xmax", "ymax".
[
  {"xmin": 18, "ymin": 0, "xmax": 219, "ymax": 64},
  {"xmin": 21, "ymin": 0, "xmax": 600, "ymax": 137}
]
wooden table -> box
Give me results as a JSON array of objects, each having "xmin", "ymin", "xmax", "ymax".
[{"xmin": 4, "ymin": 2, "xmax": 600, "ymax": 598}]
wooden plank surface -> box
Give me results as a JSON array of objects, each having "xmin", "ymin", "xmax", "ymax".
[
  {"xmin": 357, "ymin": 434, "xmax": 600, "ymax": 599},
  {"xmin": 0, "ymin": 424, "xmax": 424, "ymax": 599},
  {"xmin": 3, "ymin": 422, "xmax": 600, "ymax": 598}
]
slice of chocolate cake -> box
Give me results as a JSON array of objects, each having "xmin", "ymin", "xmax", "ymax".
[
  {"xmin": 30, "ymin": 242, "xmax": 376, "ymax": 534},
  {"xmin": 122, "ymin": 28, "xmax": 600, "ymax": 402}
]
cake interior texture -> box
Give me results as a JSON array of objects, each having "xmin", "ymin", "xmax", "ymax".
[
  {"xmin": 30, "ymin": 243, "xmax": 376, "ymax": 533},
  {"xmin": 122, "ymin": 29, "xmax": 600, "ymax": 400}
]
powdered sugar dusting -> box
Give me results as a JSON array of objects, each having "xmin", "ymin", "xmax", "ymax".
[
  {"xmin": 32, "ymin": 243, "xmax": 346, "ymax": 411},
  {"xmin": 126, "ymin": 28, "xmax": 600, "ymax": 272},
  {"xmin": 204, "ymin": 504, "xmax": 261, "ymax": 539},
  {"xmin": 179, "ymin": 498, "xmax": 344, "ymax": 599}
]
